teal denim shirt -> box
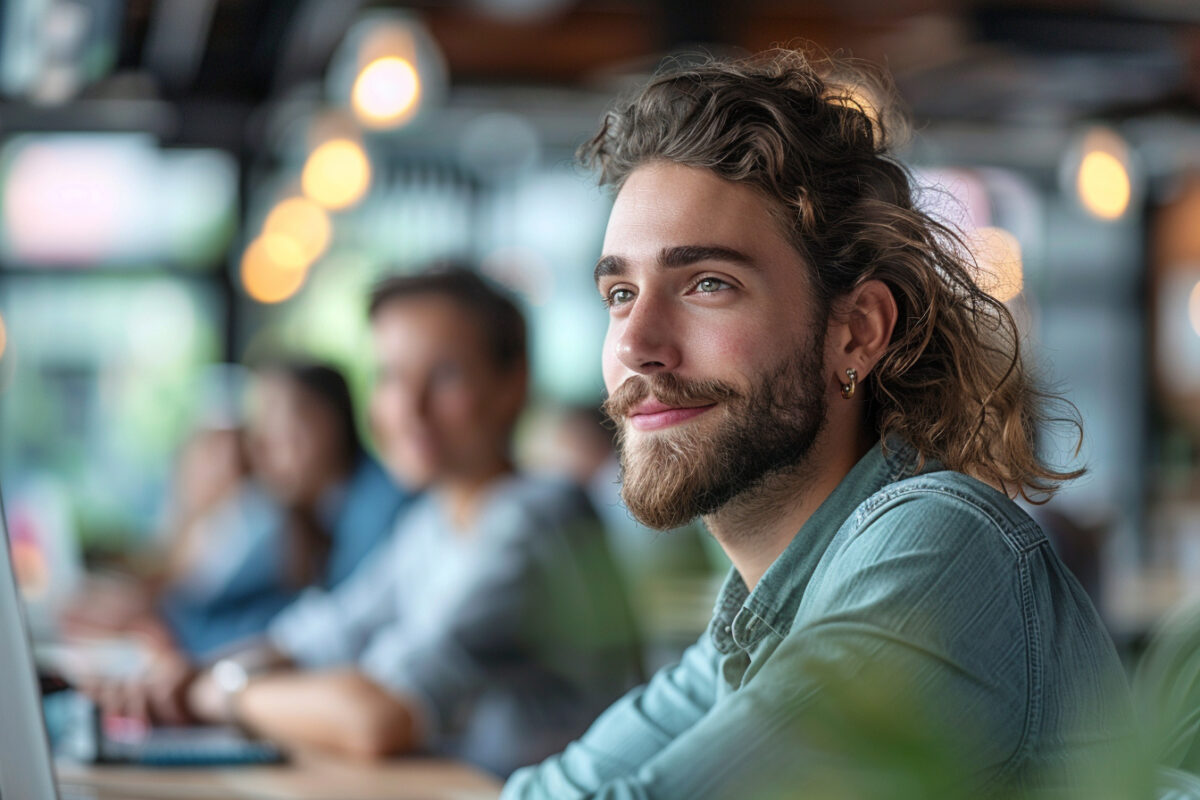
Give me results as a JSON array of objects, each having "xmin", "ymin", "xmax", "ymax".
[{"xmin": 503, "ymin": 439, "xmax": 1134, "ymax": 799}]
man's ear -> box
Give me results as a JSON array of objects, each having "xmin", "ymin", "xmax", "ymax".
[{"xmin": 825, "ymin": 279, "xmax": 898, "ymax": 380}]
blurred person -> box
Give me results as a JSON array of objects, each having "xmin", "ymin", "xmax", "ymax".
[
  {"xmin": 154, "ymin": 362, "xmax": 412, "ymax": 657},
  {"xmin": 70, "ymin": 363, "xmax": 409, "ymax": 682},
  {"xmin": 99, "ymin": 266, "xmax": 640, "ymax": 776},
  {"xmin": 504, "ymin": 50, "xmax": 1134, "ymax": 799}
]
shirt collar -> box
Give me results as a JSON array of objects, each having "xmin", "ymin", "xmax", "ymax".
[{"xmin": 708, "ymin": 437, "xmax": 927, "ymax": 655}]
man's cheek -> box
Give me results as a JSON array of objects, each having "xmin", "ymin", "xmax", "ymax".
[{"xmin": 704, "ymin": 323, "xmax": 764, "ymax": 359}]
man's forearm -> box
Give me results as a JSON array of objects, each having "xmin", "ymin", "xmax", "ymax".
[{"xmin": 232, "ymin": 669, "xmax": 418, "ymax": 759}]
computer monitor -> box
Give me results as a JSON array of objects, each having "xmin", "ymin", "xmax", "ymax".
[{"xmin": 0, "ymin": 484, "xmax": 61, "ymax": 799}]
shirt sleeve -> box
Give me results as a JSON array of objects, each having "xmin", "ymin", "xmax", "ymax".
[
  {"xmin": 503, "ymin": 493, "xmax": 1028, "ymax": 799},
  {"xmin": 502, "ymin": 634, "xmax": 722, "ymax": 798},
  {"xmin": 355, "ymin": 503, "xmax": 547, "ymax": 730},
  {"xmin": 266, "ymin": 530, "xmax": 403, "ymax": 668}
]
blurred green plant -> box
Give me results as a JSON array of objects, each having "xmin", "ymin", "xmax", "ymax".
[{"xmin": 728, "ymin": 653, "xmax": 1159, "ymax": 800}]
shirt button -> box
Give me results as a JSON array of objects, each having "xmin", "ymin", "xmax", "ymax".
[{"xmin": 724, "ymin": 625, "xmax": 732, "ymax": 634}]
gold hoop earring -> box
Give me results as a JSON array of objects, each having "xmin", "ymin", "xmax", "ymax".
[{"xmin": 839, "ymin": 368, "xmax": 858, "ymax": 400}]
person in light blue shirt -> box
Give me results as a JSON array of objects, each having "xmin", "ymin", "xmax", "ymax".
[
  {"xmin": 140, "ymin": 267, "xmax": 640, "ymax": 775},
  {"xmin": 504, "ymin": 49, "xmax": 1135, "ymax": 799}
]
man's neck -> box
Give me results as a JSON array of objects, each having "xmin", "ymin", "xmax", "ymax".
[
  {"xmin": 705, "ymin": 431, "xmax": 869, "ymax": 592},
  {"xmin": 440, "ymin": 458, "xmax": 515, "ymax": 531}
]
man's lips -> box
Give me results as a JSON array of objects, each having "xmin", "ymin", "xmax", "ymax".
[{"xmin": 627, "ymin": 399, "xmax": 717, "ymax": 432}]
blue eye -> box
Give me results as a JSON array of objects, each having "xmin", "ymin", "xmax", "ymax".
[
  {"xmin": 695, "ymin": 277, "xmax": 729, "ymax": 293},
  {"xmin": 605, "ymin": 287, "xmax": 634, "ymax": 307}
]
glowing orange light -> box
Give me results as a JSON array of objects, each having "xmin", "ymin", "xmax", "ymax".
[
  {"xmin": 0, "ymin": 313, "xmax": 7, "ymax": 360},
  {"xmin": 968, "ymin": 226, "xmax": 1024, "ymax": 302},
  {"xmin": 301, "ymin": 139, "xmax": 371, "ymax": 211},
  {"xmin": 1190, "ymin": 280, "xmax": 1200, "ymax": 339},
  {"xmin": 262, "ymin": 197, "xmax": 332, "ymax": 267},
  {"xmin": 352, "ymin": 56, "xmax": 421, "ymax": 128},
  {"xmin": 260, "ymin": 232, "xmax": 307, "ymax": 270},
  {"xmin": 1077, "ymin": 130, "xmax": 1132, "ymax": 221},
  {"xmin": 241, "ymin": 238, "xmax": 308, "ymax": 303}
]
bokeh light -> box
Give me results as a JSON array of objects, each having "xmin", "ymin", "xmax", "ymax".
[
  {"xmin": 262, "ymin": 197, "xmax": 332, "ymax": 267},
  {"xmin": 241, "ymin": 237, "xmax": 308, "ymax": 303},
  {"xmin": 1190, "ymin": 280, "xmax": 1200, "ymax": 338},
  {"xmin": 1077, "ymin": 130, "xmax": 1132, "ymax": 221},
  {"xmin": 352, "ymin": 56, "xmax": 421, "ymax": 128},
  {"xmin": 260, "ymin": 232, "xmax": 308, "ymax": 270},
  {"xmin": 301, "ymin": 139, "xmax": 371, "ymax": 210},
  {"xmin": 3, "ymin": 139, "xmax": 126, "ymax": 263},
  {"xmin": 0, "ymin": 312, "xmax": 7, "ymax": 360},
  {"xmin": 968, "ymin": 226, "xmax": 1024, "ymax": 302}
]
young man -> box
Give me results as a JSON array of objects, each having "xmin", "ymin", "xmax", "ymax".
[
  {"xmin": 98, "ymin": 268, "xmax": 640, "ymax": 776},
  {"xmin": 503, "ymin": 51, "xmax": 1133, "ymax": 798}
]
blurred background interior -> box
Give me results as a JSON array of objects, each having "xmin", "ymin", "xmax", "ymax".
[{"xmin": 2, "ymin": 0, "xmax": 1200, "ymax": 665}]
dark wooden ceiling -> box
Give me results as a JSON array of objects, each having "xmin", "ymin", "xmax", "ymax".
[
  {"xmin": 103, "ymin": 0, "xmax": 1200, "ymax": 108},
  {"xmin": 1, "ymin": 0, "xmax": 1194, "ymax": 152}
]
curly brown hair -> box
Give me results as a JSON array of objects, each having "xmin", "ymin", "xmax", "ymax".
[{"xmin": 580, "ymin": 47, "xmax": 1082, "ymax": 501}]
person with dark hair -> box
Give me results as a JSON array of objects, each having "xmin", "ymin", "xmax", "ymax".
[
  {"xmin": 78, "ymin": 361, "xmax": 412, "ymax": 722},
  {"xmin": 503, "ymin": 50, "xmax": 1134, "ymax": 798},
  {"xmin": 153, "ymin": 362, "xmax": 410, "ymax": 656},
  {"xmin": 118, "ymin": 265, "xmax": 640, "ymax": 776}
]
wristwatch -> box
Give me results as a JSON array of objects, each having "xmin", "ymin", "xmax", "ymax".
[{"xmin": 209, "ymin": 658, "xmax": 251, "ymax": 724}]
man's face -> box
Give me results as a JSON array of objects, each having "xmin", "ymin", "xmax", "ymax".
[
  {"xmin": 598, "ymin": 161, "xmax": 833, "ymax": 530},
  {"xmin": 369, "ymin": 296, "xmax": 522, "ymax": 490}
]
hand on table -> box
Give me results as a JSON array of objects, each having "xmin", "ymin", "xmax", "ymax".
[{"xmin": 80, "ymin": 649, "xmax": 199, "ymax": 726}]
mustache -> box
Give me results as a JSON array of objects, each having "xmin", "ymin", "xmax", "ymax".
[{"xmin": 602, "ymin": 373, "xmax": 741, "ymax": 421}]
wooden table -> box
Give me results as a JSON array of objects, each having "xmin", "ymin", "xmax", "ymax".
[{"xmin": 55, "ymin": 752, "xmax": 502, "ymax": 800}]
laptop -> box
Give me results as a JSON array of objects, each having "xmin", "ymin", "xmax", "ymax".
[
  {"xmin": 0, "ymin": 482, "xmax": 282, "ymax": 800},
  {"xmin": 0, "ymin": 482, "xmax": 63, "ymax": 799}
]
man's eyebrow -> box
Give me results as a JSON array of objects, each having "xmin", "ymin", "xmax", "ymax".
[
  {"xmin": 659, "ymin": 245, "xmax": 756, "ymax": 269},
  {"xmin": 593, "ymin": 245, "xmax": 755, "ymax": 285},
  {"xmin": 593, "ymin": 255, "xmax": 626, "ymax": 285}
]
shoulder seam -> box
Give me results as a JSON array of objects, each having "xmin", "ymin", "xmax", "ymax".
[{"xmin": 852, "ymin": 481, "xmax": 1045, "ymax": 556}]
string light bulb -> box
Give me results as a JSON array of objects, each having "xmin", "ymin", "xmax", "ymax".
[
  {"xmin": 1076, "ymin": 128, "xmax": 1132, "ymax": 221},
  {"xmin": 262, "ymin": 197, "xmax": 332, "ymax": 267},
  {"xmin": 241, "ymin": 237, "xmax": 308, "ymax": 303},
  {"xmin": 301, "ymin": 139, "xmax": 371, "ymax": 211},
  {"xmin": 352, "ymin": 56, "xmax": 421, "ymax": 128}
]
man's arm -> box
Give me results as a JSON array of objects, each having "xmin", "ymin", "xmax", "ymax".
[
  {"xmin": 200, "ymin": 668, "xmax": 419, "ymax": 759},
  {"xmin": 176, "ymin": 532, "xmax": 414, "ymax": 751},
  {"xmin": 86, "ymin": 524, "xmax": 405, "ymax": 726},
  {"xmin": 265, "ymin": 528, "xmax": 407, "ymax": 668},
  {"xmin": 501, "ymin": 633, "xmax": 722, "ymax": 794}
]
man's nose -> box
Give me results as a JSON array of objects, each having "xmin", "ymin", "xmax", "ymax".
[
  {"xmin": 614, "ymin": 293, "xmax": 681, "ymax": 374},
  {"xmin": 381, "ymin": 378, "xmax": 429, "ymax": 422},
  {"xmin": 409, "ymin": 379, "xmax": 435, "ymax": 421}
]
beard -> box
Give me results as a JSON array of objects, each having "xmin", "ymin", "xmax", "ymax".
[{"xmin": 602, "ymin": 335, "xmax": 828, "ymax": 531}]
